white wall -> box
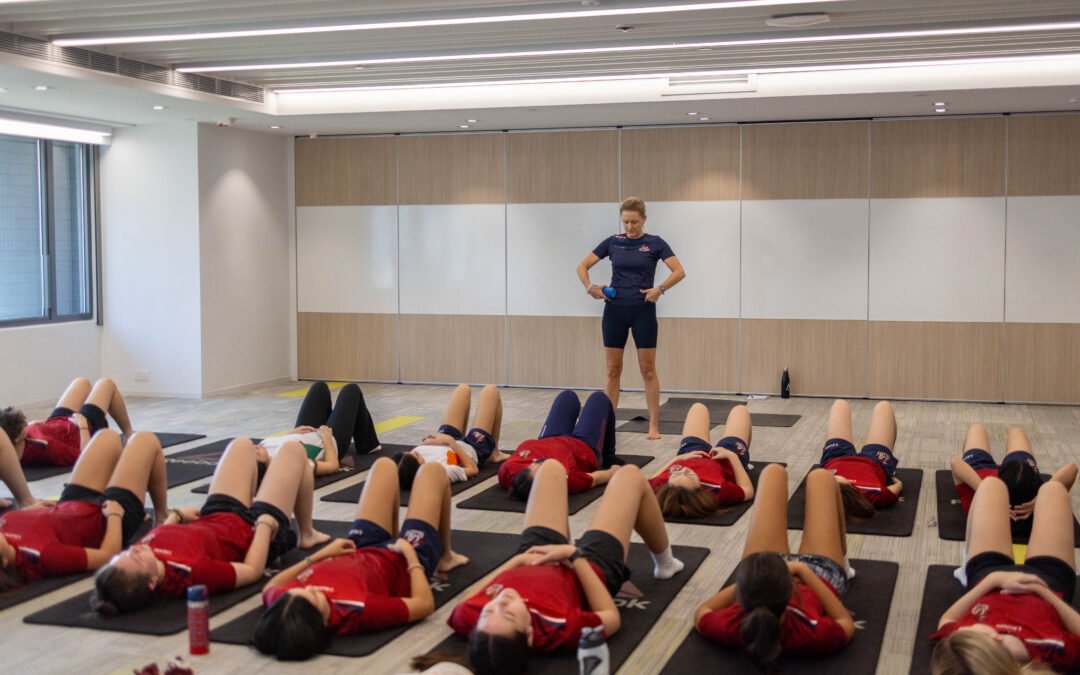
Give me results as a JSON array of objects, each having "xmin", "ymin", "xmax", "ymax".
[
  {"xmin": 0, "ymin": 322, "xmax": 100, "ymax": 406},
  {"xmin": 100, "ymin": 123, "xmax": 203, "ymax": 397},
  {"xmin": 197, "ymin": 125, "xmax": 291, "ymax": 394}
]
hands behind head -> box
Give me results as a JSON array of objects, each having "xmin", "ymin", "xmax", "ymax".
[{"xmin": 1009, "ymin": 499, "xmax": 1035, "ymax": 521}]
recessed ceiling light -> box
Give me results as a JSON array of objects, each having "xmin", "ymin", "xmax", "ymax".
[
  {"xmin": 699, "ymin": 117, "xmax": 711, "ymax": 121},
  {"xmin": 152, "ymin": 105, "xmax": 167, "ymax": 110},
  {"xmin": 34, "ymin": 85, "xmax": 50, "ymax": 91},
  {"xmin": 459, "ymin": 124, "xmax": 471, "ymax": 128},
  {"xmin": 934, "ymin": 101, "xmax": 947, "ymax": 106},
  {"xmin": 687, "ymin": 111, "xmax": 699, "ymax": 116},
  {"xmin": 354, "ymin": 66, "xmax": 365, "ymax": 70},
  {"xmin": 270, "ymin": 125, "xmax": 281, "ymax": 129},
  {"xmin": 935, "ymin": 108, "xmax": 947, "ymax": 113},
  {"xmin": 466, "ymin": 119, "xmax": 478, "ymax": 123}
]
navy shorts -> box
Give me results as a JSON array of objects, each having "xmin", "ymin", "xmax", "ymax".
[
  {"xmin": 601, "ymin": 301, "xmax": 657, "ymax": 349},
  {"xmin": 1001, "ymin": 450, "xmax": 1040, "ymax": 474},
  {"xmin": 201, "ymin": 494, "xmax": 296, "ymax": 562},
  {"xmin": 52, "ymin": 403, "xmax": 108, "ymax": 435},
  {"xmin": 820, "ymin": 438, "xmax": 898, "ymax": 479},
  {"xmin": 349, "ymin": 517, "xmax": 442, "ymax": 579},
  {"xmin": 517, "ymin": 525, "xmax": 630, "ymax": 596},
  {"xmin": 438, "ymin": 424, "xmax": 497, "ymax": 465},
  {"xmin": 678, "ymin": 435, "xmax": 751, "ymax": 470},
  {"xmin": 966, "ymin": 551, "xmax": 1075, "ymax": 603},
  {"xmin": 781, "ymin": 553, "xmax": 848, "ymax": 597},
  {"xmin": 962, "ymin": 448, "xmax": 998, "ymax": 471},
  {"xmin": 59, "ymin": 483, "xmax": 145, "ymax": 546}
]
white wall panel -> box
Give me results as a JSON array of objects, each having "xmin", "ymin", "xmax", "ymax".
[
  {"xmin": 869, "ymin": 197, "xmax": 1006, "ymax": 322},
  {"xmin": 1005, "ymin": 196, "xmax": 1080, "ymax": 323},
  {"xmin": 507, "ymin": 203, "xmax": 616, "ymax": 317},
  {"xmin": 742, "ymin": 199, "xmax": 868, "ymax": 320},
  {"xmin": 398, "ymin": 204, "xmax": 506, "ymax": 315},
  {"xmin": 296, "ymin": 206, "xmax": 398, "ymax": 314},
  {"xmin": 645, "ymin": 201, "xmax": 740, "ymax": 318}
]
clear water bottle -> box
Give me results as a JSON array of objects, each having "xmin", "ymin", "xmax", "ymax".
[
  {"xmin": 780, "ymin": 367, "xmax": 791, "ymax": 399},
  {"xmin": 578, "ymin": 625, "xmax": 609, "ymax": 675},
  {"xmin": 187, "ymin": 584, "xmax": 209, "ymax": 655}
]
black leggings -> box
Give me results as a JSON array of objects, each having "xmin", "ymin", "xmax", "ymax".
[{"xmin": 294, "ymin": 382, "xmax": 380, "ymax": 456}]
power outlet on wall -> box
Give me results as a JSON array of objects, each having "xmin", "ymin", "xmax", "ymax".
[{"xmin": 134, "ymin": 369, "xmax": 151, "ymax": 382}]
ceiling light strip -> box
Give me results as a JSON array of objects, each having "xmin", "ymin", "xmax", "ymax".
[
  {"xmin": 0, "ymin": 117, "xmax": 111, "ymax": 144},
  {"xmin": 272, "ymin": 51, "xmax": 1080, "ymax": 94},
  {"xmin": 53, "ymin": 0, "xmax": 840, "ymax": 46},
  {"xmin": 178, "ymin": 19, "xmax": 1080, "ymax": 74}
]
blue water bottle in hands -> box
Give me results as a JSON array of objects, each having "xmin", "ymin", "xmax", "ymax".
[{"xmin": 602, "ymin": 286, "xmax": 616, "ymax": 299}]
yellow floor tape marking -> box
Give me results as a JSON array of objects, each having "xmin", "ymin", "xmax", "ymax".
[
  {"xmin": 376, "ymin": 416, "xmax": 423, "ymax": 435},
  {"xmin": 277, "ymin": 382, "xmax": 347, "ymax": 398}
]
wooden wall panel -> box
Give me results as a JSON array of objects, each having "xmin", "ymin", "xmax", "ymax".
[
  {"xmin": 620, "ymin": 127, "xmax": 740, "ymax": 201},
  {"xmin": 298, "ymin": 312, "xmax": 397, "ymax": 381},
  {"xmin": 620, "ymin": 318, "xmax": 739, "ymax": 392},
  {"xmin": 743, "ymin": 122, "xmax": 869, "ymax": 200},
  {"xmin": 398, "ymin": 134, "xmax": 505, "ymax": 204},
  {"xmin": 1004, "ymin": 323, "xmax": 1080, "ymax": 403},
  {"xmin": 399, "ymin": 315, "xmax": 505, "ymax": 384},
  {"xmin": 507, "ymin": 316, "xmax": 606, "ymax": 388},
  {"xmin": 1008, "ymin": 114, "xmax": 1080, "ymax": 196},
  {"xmin": 741, "ymin": 320, "xmax": 867, "ymax": 396},
  {"xmin": 507, "ymin": 131, "xmax": 618, "ymax": 203},
  {"xmin": 871, "ymin": 117, "xmax": 1005, "ymax": 198},
  {"xmin": 868, "ymin": 321, "xmax": 1002, "ymax": 401},
  {"xmin": 294, "ymin": 137, "xmax": 397, "ymax": 206}
]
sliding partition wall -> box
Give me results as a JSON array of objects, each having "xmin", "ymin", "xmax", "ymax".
[{"xmin": 294, "ymin": 113, "xmax": 1080, "ymax": 404}]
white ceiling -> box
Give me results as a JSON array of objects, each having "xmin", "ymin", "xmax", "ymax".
[{"xmin": 0, "ymin": 0, "xmax": 1079, "ymax": 135}]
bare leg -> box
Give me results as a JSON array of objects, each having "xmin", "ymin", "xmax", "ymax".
[
  {"xmin": 742, "ymin": 464, "xmax": 792, "ymax": 557},
  {"xmin": 491, "ymin": 392, "xmax": 503, "ymax": 446},
  {"xmin": 953, "ymin": 423, "xmax": 992, "ymax": 487},
  {"xmin": 406, "ymin": 462, "xmax": 468, "ymax": 572},
  {"xmin": 1003, "ymin": 426, "xmax": 1033, "ymax": 459},
  {"xmin": 966, "ymin": 477, "xmax": 1014, "ymax": 560},
  {"xmin": 207, "ymin": 438, "xmax": 261, "ymax": 505},
  {"xmin": 440, "ymin": 384, "xmax": 472, "ymax": 434},
  {"xmin": 470, "ymin": 385, "xmax": 501, "ymax": 435},
  {"xmin": 637, "ymin": 348, "xmax": 661, "ymax": 440},
  {"xmin": 68, "ymin": 429, "xmax": 123, "ymax": 492},
  {"xmin": 55, "ymin": 377, "xmax": 92, "ymax": 411},
  {"xmin": 826, "ymin": 399, "xmax": 854, "ymax": 444},
  {"xmin": 681, "ymin": 403, "xmax": 711, "ymax": 442},
  {"xmin": 604, "ymin": 348, "xmax": 624, "ymax": 410},
  {"xmin": 721, "ymin": 405, "xmax": 752, "ymax": 446},
  {"xmin": 291, "ymin": 458, "xmax": 328, "ymax": 548},
  {"xmin": 865, "ymin": 401, "xmax": 896, "ymax": 451},
  {"xmin": 523, "ymin": 460, "xmax": 570, "ymax": 538},
  {"xmin": 106, "ymin": 432, "xmax": 168, "ymax": 523},
  {"xmin": 85, "ymin": 378, "xmax": 133, "ymax": 437},
  {"xmin": 0, "ymin": 429, "xmax": 39, "ymax": 507},
  {"xmin": 798, "ymin": 469, "xmax": 847, "ymax": 566},
  {"xmin": 354, "ymin": 457, "xmax": 400, "ymax": 535},
  {"xmin": 1025, "ymin": 481, "xmax": 1076, "ymax": 567},
  {"xmin": 587, "ymin": 465, "xmax": 669, "ymax": 555}
]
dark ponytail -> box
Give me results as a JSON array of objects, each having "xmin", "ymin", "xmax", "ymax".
[
  {"xmin": 735, "ymin": 552, "xmax": 793, "ymax": 672},
  {"xmin": 252, "ymin": 593, "xmax": 330, "ymax": 661},
  {"xmin": 838, "ymin": 482, "xmax": 875, "ymax": 521},
  {"xmin": 393, "ymin": 452, "xmax": 422, "ymax": 490},
  {"xmin": 468, "ymin": 629, "xmax": 531, "ymax": 675}
]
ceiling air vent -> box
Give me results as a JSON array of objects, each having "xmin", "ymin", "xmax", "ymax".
[{"xmin": 661, "ymin": 73, "xmax": 756, "ymax": 96}]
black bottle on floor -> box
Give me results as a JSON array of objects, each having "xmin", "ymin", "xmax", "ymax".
[{"xmin": 781, "ymin": 367, "xmax": 791, "ymax": 399}]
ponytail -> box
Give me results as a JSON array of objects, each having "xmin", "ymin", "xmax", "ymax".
[
  {"xmin": 735, "ymin": 552, "xmax": 793, "ymax": 672},
  {"xmin": 838, "ymin": 482, "xmax": 875, "ymax": 521}
]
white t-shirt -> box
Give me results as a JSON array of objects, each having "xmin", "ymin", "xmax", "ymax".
[
  {"xmin": 259, "ymin": 431, "xmax": 328, "ymax": 461},
  {"xmin": 412, "ymin": 443, "xmax": 474, "ymax": 483}
]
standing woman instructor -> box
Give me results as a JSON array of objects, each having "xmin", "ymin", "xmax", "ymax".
[{"xmin": 577, "ymin": 197, "xmax": 685, "ymax": 440}]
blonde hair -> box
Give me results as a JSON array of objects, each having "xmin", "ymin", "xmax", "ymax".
[
  {"xmin": 619, "ymin": 197, "xmax": 646, "ymax": 218},
  {"xmin": 932, "ymin": 630, "xmax": 1053, "ymax": 675}
]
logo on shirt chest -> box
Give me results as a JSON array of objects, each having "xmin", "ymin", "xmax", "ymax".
[
  {"xmin": 638, "ymin": 244, "xmax": 650, "ymax": 252},
  {"xmin": 972, "ymin": 603, "xmax": 989, "ymax": 619},
  {"xmin": 518, "ymin": 450, "xmax": 531, "ymax": 459}
]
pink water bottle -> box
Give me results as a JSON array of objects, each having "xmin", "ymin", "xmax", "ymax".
[{"xmin": 187, "ymin": 584, "xmax": 209, "ymax": 655}]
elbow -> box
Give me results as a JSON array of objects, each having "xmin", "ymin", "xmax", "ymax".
[{"xmin": 741, "ymin": 485, "xmax": 755, "ymax": 502}]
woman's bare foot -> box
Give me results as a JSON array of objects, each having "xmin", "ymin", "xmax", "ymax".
[
  {"xmin": 647, "ymin": 426, "xmax": 662, "ymax": 441},
  {"xmin": 437, "ymin": 550, "xmax": 470, "ymax": 573},
  {"xmin": 299, "ymin": 529, "xmax": 332, "ymax": 549}
]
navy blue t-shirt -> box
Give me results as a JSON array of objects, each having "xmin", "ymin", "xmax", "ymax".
[{"xmin": 592, "ymin": 233, "xmax": 675, "ymax": 306}]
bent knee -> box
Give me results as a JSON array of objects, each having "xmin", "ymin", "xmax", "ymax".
[
  {"xmin": 1038, "ymin": 479, "xmax": 1069, "ymax": 499},
  {"xmin": 127, "ymin": 430, "xmax": 160, "ymax": 449},
  {"xmin": 761, "ymin": 463, "xmax": 788, "ymax": 480}
]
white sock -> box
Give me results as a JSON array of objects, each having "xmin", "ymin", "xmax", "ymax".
[
  {"xmin": 651, "ymin": 546, "xmax": 684, "ymax": 579},
  {"xmin": 954, "ymin": 549, "xmax": 969, "ymax": 586},
  {"xmin": 844, "ymin": 556, "xmax": 857, "ymax": 580}
]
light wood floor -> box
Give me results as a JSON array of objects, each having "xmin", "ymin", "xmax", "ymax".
[{"xmin": 8, "ymin": 383, "xmax": 1080, "ymax": 675}]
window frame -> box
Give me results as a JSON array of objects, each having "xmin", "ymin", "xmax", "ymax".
[{"xmin": 0, "ymin": 137, "xmax": 97, "ymax": 328}]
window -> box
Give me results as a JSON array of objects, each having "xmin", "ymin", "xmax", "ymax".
[{"xmin": 0, "ymin": 134, "xmax": 94, "ymax": 325}]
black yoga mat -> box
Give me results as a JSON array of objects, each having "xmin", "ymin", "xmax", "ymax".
[
  {"xmin": 664, "ymin": 461, "xmax": 786, "ymax": 526},
  {"xmin": 616, "ymin": 419, "xmax": 705, "ymax": 435},
  {"xmin": 320, "ymin": 460, "xmax": 502, "ymax": 506},
  {"xmin": 934, "ymin": 469, "xmax": 1080, "ymax": 545},
  {"xmin": 192, "ymin": 462, "xmax": 362, "ymax": 495},
  {"xmin": 665, "ymin": 559, "xmax": 899, "ymax": 674},
  {"xmin": 910, "ymin": 565, "xmax": 1080, "ymax": 675},
  {"xmin": 20, "ymin": 432, "xmax": 208, "ymax": 483},
  {"xmin": 163, "ymin": 438, "xmax": 262, "ymax": 488},
  {"xmin": 617, "ymin": 414, "xmax": 799, "ymax": 434},
  {"xmin": 210, "ymin": 529, "xmax": 521, "ymax": 656},
  {"xmin": 456, "ymin": 455, "xmax": 653, "ymax": 515},
  {"xmin": 788, "ymin": 468, "xmax": 923, "ymax": 537},
  {"xmin": 425, "ymin": 543, "xmax": 710, "ymax": 673}
]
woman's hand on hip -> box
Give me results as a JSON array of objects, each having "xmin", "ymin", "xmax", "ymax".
[
  {"xmin": 587, "ymin": 285, "xmax": 608, "ymax": 300},
  {"xmin": 640, "ymin": 287, "xmax": 662, "ymax": 303}
]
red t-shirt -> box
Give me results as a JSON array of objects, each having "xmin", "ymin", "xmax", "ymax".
[
  {"xmin": 140, "ymin": 513, "xmax": 253, "ymax": 597},
  {"xmin": 954, "ymin": 468, "xmax": 999, "ymax": 513},
  {"xmin": 648, "ymin": 456, "xmax": 746, "ymax": 506},
  {"xmin": 823, "ymin": 456, "xmax": 899, "ymax": 509},
  {"xmin": 934, "ymin": 591, "xmax": 1080, "ymax": 670},
  {"xmin": 449, "ymin": 563, "xmax": 604, "ymax": 652},
  {"xmin": 22, "ymin": 417, "xmax": 81, "ymax": 467},
  {"xmin": 263, "ymin": 548, "xmax": 410, "ymax": 634},
  {"xmin": 0, "ymin": 500, "xmax": 102, "ymax": 580},
  {"xmin": 498, "ymin": 437, "xmax": 598, "ymax": 494},
  {"xmin": 697, "ymin": 578, "xmax": 849, "ymax": 655}
]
